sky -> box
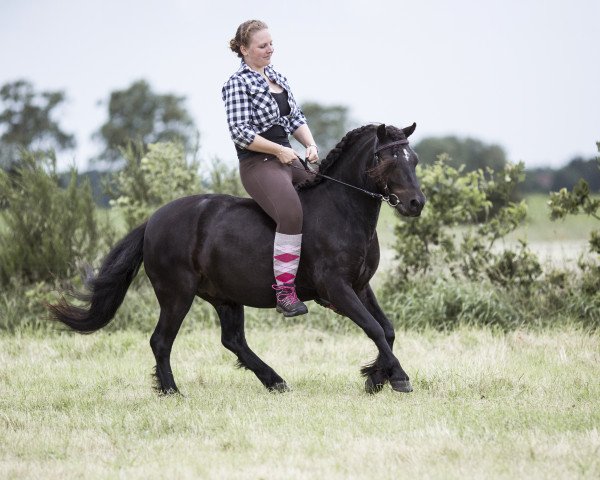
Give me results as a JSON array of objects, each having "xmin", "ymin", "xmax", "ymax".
[{"xmin": 1, "ymin": 0, "xmax": 599, "ymax": 171}]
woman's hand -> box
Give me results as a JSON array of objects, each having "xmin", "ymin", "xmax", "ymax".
[
  {"xmin": 275, "ymin": 146, "xmax": 302, "ymax": 165},
  {"xmin": 305, "ymin": 144, "xmax": 319, "ymax": 163},
  {"xmin": 290, "ymin": 124, "xmax": 319, "ymax": 163}
]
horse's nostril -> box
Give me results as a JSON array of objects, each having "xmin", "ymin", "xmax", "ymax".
[{"xmin": 410, "ymin": 198, "xmax": 422, "ymax": 210}]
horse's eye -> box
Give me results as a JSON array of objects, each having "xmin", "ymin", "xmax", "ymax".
[{"xmin": 393, "ymin": 154, "xmax": 398, "ymax": 159}]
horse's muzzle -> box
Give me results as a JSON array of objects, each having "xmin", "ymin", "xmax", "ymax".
[{"xmin": 396, "ymin": 192, "xmax": 426, "ymax": 217}]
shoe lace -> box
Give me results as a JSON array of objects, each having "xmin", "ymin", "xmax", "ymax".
[{"xmin": 273, "ymin": 284, "xmax": 300, "ymax": 307}]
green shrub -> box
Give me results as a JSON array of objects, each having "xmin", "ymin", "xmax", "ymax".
[
  {"xmin": 548, "ymin": 140, "xmax": 600, "ymax": 293},
  {"xmin": 109, "ymin": 142, "xmax": 201, "ymax": 230},
  {"xmin": 0, "ymin": 150, "xmax": 99, "ymax": 286},
  {"xmin": 485, "ymin": 240, "xmax": 542, "ymax": 288},
  {"xmin": 548, "ymin": 172, "xmax": 600, "ymax": 257},
  {"xmin": 392, "ymin": 155, "xmax": 537, "ymax": 285},
  {"xmin": 381, "ymin": 276, "xmax": 523, "ymax": 331},
  {"xmin": 379, "ymin": 271, "xmax": 600, "ymax": 332},
  {"xmin": 205, "ymin": 157, "xmax": 245, "ymax": 197},
  {"xmin": 377, "ymin": 143, "xmax": 600, "ymax": 331}
]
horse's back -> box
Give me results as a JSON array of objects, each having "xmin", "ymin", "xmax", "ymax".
[{"xmin": 145, "ymin": 193, "xmax": 270, "ymax": 240}]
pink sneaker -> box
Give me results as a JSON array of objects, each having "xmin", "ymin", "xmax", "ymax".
[{"xmin": 272, "ymin": 283, "xmax": 308, "ymax": 317}]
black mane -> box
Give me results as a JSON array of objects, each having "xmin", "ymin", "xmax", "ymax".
[{"xmin": 296, "ymin": 123, "xmax": 407, "ymax": 191}]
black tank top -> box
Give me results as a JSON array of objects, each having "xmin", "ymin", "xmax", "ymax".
[{"xmin": 237, "ymin": 90, "xmax": 291, "ymax": 160}]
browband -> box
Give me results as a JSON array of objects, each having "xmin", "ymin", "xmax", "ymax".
[{"xmin": 374, "ymin": 138, "xmax": 409, "ymax": 154}]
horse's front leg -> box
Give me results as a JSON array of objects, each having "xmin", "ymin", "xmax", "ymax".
[
  {"xmin": 325, "ymin": 283, "xmax": 412, "ymax": 394},
  {"xmin": 357, "ymin": 284, "xmax": 411, "ymax": 394}
]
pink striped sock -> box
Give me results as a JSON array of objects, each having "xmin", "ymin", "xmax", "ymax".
[{"xmin": 273, "ymin": 232, "xmax": 302, "ymax": 286}]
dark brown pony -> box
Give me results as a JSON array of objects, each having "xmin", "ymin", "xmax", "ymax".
[{"xmin": 49, "ymin": 123, "xmax": 425, "ymax": 394}]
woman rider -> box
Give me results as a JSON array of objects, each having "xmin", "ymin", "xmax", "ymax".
[{"xmin": 222, "ymin": 19, "xmax": 319, "ymax": 317}]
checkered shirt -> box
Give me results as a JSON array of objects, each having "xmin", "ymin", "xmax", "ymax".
[{"xmin": 222, "ymin": 61, "xmax": 307, "ymax": 149}]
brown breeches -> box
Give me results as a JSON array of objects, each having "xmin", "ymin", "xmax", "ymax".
[{"xmin": 239, "ymin": 154, "xmax": 315, "ymax": 235}]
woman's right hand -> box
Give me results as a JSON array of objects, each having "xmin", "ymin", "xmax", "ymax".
[{"xmin": 275, "ymin": 146, "xmax": 301, "ymax": 165}]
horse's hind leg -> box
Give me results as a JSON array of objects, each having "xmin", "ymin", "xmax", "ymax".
[
  {"xmin": 150, "ymin": 283, "xmax": 195, "ymax": 394},
  {"xmin": 215, "ymin": 302, "xmax": 288, "ymax": 392}
]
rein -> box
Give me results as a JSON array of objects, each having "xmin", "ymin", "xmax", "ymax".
[{"xmin": 291, "ymin": 137, "xmax": 410, "ymax": 207}]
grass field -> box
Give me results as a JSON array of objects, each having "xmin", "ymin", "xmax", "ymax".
[
  {"xmin": 1, "ymin": 327, "xmax": 599, "ymax": 479},
  {"xmin": 512, "ymin": 194, "xmax": 598, "ymax": 242},
  {"xmin": 2, "ymin": 190, "xmax": 599, "ymax": 478}
]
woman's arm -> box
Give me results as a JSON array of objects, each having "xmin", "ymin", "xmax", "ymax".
[
  {"xmin": 292, "ymin": 124, "xmax": 319, "ymax": 163},
  {"xmin": 245, "ymin": 135, "xmax": 302, "ymax": 165},
  {"xmin": 221, "ymin": 76, "xmax": 258, "ymax": 149}
]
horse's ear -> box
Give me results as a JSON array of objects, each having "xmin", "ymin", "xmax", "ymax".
[
  {"xmin": 377, "ymin": 124, "xmax": 387, "ymax": 142},
  {"xmin": 402, "ymin": 122, "xmax": 417, "ymax": 138}
]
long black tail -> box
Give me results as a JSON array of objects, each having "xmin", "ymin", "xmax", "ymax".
[{"xmin": 48, "ymin": 222, "xmax": 147, "ymax": 333}]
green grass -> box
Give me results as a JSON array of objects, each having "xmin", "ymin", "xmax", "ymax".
[
  {"xmin": 1, "ymin": 327, "xmax": 599, "ymax": 479},
  {"xmin": 511, "ymin": 194, "xmax": 598, "ymax": 242},
  {"xmin": 376, "ymin": 194, "xmax": 598, "ymax": 250}
]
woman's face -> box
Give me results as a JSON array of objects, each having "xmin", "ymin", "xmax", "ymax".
[{"xmin": 241, "ymin": 29, "xmax": 274, "ymax": 70}]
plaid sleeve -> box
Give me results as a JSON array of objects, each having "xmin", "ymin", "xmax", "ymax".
[
  {"xmin": 288, "ymin": 105, "xmax": 307, "ymax": 133},
  {"xmin": 221, "ymin": 76, "xmax": 257, "ymax": 149}
]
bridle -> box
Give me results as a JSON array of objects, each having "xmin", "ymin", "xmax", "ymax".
[{"xmin": 292, "ymin": 135, "xmax": 411, "ymax": 207}]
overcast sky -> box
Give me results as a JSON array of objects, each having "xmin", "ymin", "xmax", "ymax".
[{"xmin": 1, "ymin": 0, "xmax": 599, "ymax": 170}]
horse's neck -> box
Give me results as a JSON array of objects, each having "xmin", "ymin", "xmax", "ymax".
[
  {"xmin": 319, "ymin": 139, "xmax": 382, "ymax": 240},
  {"xmin": 327, "ymin": 137, "xmax": 373, "ymax": 186}
]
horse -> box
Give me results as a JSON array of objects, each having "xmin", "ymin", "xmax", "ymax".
[{"xmin": 49, "ymin": 122, "xmax": 426, "ymax": 395}]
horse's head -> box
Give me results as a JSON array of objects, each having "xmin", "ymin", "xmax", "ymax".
[{"xmin": 368, "ymin": 123, "xmax": 426, "ymax": 217}]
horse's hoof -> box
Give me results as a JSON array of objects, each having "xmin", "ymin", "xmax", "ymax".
[
  {"xmin": 269, "ymin": 382, "xmax": 290, "ymax": 393},
  {"xmin": 390, "ymin": 379, "xmax": 413, "ymax": 393},
  {"xmin": 365, "ymin": 377, "xmax": 384, "ymax": 394},
  {"xmin": 159, "ymin": 387, "xmax": 180, "ymax": 396}
]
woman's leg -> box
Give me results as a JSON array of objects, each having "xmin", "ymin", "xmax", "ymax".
[
  {"xmin": 239, "ymin": 154, "xmax": 307, "ymax": 317},
  {"xmin": 239, "ymin": 154, "xmax": 303, "ymax": 234}
]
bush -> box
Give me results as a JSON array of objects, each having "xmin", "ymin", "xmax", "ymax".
[
  {"xmin": 549, "ymin": 179, "xmax": 600, "ymax": 256},
  {"xmin": 548, "ymin": 140, "xmax": 600, "ymax": 289},
  {"xmin": 392, "ymin": 155, "xmax": 537, "ymax": 285},
  {"xmin": 204, "ymin": 157, "xmax": 245, "ymax": 197},
  {"xmin": 0, "ymin": 150, "xmax": 99, "ymax": 286},
  {"xmin": 377, "ymin": 142, "xmax": 600, "ymax": 331},
  {"xmin": 108, "ymin": 142, "xmax": 201, "ymax": 230},
  {"xmin": 380, "ymin": 272, "xmax": 600, "ymax": 331},
  {"xmin": 381, "ymin": 276, "xmax": 523, "ymax": 331}
]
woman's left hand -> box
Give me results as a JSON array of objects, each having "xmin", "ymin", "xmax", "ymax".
[{"xmin": 305, "ymin": 144, "xmax": 319, "ymax": 163}]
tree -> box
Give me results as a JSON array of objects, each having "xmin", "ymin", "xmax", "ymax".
[
  {"xmin": 520, "ymin": 156, "xmax": 600, "ymax": 194},
  {"xmin": 551, "ymin": 156, "xmax": 600, "ymax": 192},
  {"xmin": 414, "ymin": 136, "xmax": 507, "ymax": 172},
  {"xmin": 300, "ymin": 102, "xmax": 353, "ymax": 156},
  {"xmin": 94, "ymin": 80, "xmax": 197, "ymax": 165},
  {"xmin": 0, "ymin": 79, "xmax": 75, "ymax": 169}
]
